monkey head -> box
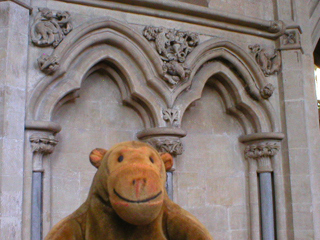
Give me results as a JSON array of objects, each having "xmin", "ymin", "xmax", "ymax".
[{"xmin": 89, "ymin": 141, "xmax": 173, "ymax": 226}]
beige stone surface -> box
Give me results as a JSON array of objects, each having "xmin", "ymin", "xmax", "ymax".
[
  {"xmin": 208, "ymin": 0, "xmax": 274, "ymax": 20},
  {"xmin": 176, "ymin": 86, "xmax": 248, "ymax": 238},
  {"xmin": 50, "ymin": 70, "xmax": 143, "ymax": 227},
  {"xmin": 0, "ymin": 2, "xmax": 29, "ymax": 239},
  {"xmin": 1, "ymin": 0, "xmax": 320, "ymax": 239}
]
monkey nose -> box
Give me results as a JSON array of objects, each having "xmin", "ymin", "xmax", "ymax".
[
  {"xmin": 132, "ymin": 178, "xmax": 147, "ymax": 198},
  {"xmin": 132, "ymin": 178, "xmax": 147, "ymax": 186}
]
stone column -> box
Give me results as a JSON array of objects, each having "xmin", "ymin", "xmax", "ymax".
[
  {"xmin": 29, "ymin": 133, "xmax": 58, "ymax": 240},
  {"xmin": 0, "ymin": 1, "xmax": 30, "ymax": 239},
  {"xmin": 137, "ymin": 127, "xmax": 186, "ymax": 200},
  {"xmin": 278, "ymin": 23, "xmax": 320, "ymax": 239},
  {"xmin": 245, "ymin": 143, "xmax": 280, "ymax": 240}
]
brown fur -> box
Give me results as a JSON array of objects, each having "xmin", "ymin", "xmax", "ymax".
[{"xmin": 45, "ymin": 141, "xmax": 213, "ymax": 240}]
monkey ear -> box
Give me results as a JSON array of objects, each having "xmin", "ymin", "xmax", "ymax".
[
  {"xmin": 160, "ymin": 152, "xmax": 174, "ymax": 171},
  {"xmin": 89, "ymin": 148, "xmax": 108, "ymax": 168}
]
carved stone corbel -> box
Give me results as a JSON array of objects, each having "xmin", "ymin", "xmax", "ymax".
[
  {"xmin": 244, "ymin": 142, "xmax": 279, "ymax": 172},
  {"xmin": 260, "ymin": 83, "xmax": 275, "ymax": 99},
  {"xmin": 30, "ymin": 133, "xmax": 58, "ymax": 171},
  {"xmin": 248, "ymin": 44, "xmax": 281, "ymax": 77},
  {"xmin": 143, "ymin": 26, "xmax": 199, "ymax": 88},
  {"xmin": 37, "ymin": 53, "xmax": 59, "ymax": 74}
]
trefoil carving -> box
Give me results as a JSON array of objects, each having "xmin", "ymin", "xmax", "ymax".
[
  {"xmin": 143, "ymin": 26, "xmax": 199, "ymax": 87},
  {"xmin": 249, "ymin": 44, "xmax": 281, "ymax": 77},
  {"xmin": 162, "ymin": 108, "xmax": 179, "ymax": 126},
  {"xmin": 31, "ymin": 8, "xmax": 73, "ymax": 48}
]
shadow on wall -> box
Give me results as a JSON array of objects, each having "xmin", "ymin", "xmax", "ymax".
[{"xmin": 176, "ymin": 0, "xmax": 209, "ymax": 7}]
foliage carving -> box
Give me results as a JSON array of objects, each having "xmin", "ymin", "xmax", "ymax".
[
  {"xmin": 31, "ymin": 8, "xmax": 72, "ymax": 48},
  {"xmin": 143, "ymin": 26, "xmax": 199, "ymax": 88}
]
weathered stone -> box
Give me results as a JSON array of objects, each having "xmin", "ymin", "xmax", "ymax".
[{"xmin": 1, "ymin": 0, "xmax": 320, "ymax": 239}]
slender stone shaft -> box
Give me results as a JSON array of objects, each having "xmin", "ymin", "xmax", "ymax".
[
  {"xmin": 31, "ymin": 172, "xmax": 43, "ymax": 240},
  {"xmin": 259, "ymin": 172, "xmax": 275, "ymax": 240},
  {"xmin": 166, "ymin": 172, "xmax": 173, "ymax": 200}
]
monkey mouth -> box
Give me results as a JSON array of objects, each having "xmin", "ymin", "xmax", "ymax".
[{"xmin": 113, "ymin": 189, "xmax": 162, "ymax": 203}]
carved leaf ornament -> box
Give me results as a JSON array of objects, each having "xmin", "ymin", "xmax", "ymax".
[
  {"xmin": 162, "ymin": 109, "xmax": 179, "ymax": 126},
  {"xmin": 148, "ymin": 138, "xmax": 184, "ymax": 156},
  {"xmin": 143, "ymin": 26, "xmax": 199, "ymax": 88},
  {"xmin": 30, "ymin": 134, "xmax": 58, "ymax": 154},
  {"xmin": 244, "ymin": 143, "xmax": 279, "ymax": 160}
]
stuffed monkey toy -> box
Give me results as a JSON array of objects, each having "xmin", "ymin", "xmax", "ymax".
[{"xmin": 45, "ymin": 141, "xmax": 213, "ymax": 240}]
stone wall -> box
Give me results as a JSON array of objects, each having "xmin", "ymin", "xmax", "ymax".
[
  {"xmin": 51, "ymin": 70, "xmax": 144, "ymax": 226},
  {"xmin": 1, "ymin": 0, "xmax": 320, "ymax": 239}
]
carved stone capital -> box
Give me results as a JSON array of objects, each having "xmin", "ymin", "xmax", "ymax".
[
  {"xmin": 244, "ymin": 143, "xmax": 280, "ymax": 172},
  {"xmin": 31, "ymin": 8, "xmax": 73, "ymax": 48},
  {"xmin": 248, "ymin": 44, "xmax": 281, "ymax": 77},
  {"xmin": 30, "ymin": 133, "xmax": 58, "ymax": 155},
  {"xmin": 147, "ymin": 137, "xmax": 183, "ymax": 156}
]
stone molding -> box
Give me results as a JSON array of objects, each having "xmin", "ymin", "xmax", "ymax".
[
  {"xmin": 239, "ymin": 132, "xmax": 285, "ymax": 143},
  {"xmin": 31, "ymin": 8, "xmax": 73, "ymax": 48},
  {"xmin": 25, "ymin": 120, "xmax": 62, "ymax": 133},
  {"xmin": 27, "ymin": 18, "xmax": 280, "ymax": 143},
  {"xmin": 137, "ymin": 127, "xmax": 187, "ymax": 139},
  {"xmin": 249, "ymin": 44, "xmax": 281, "ymax": 77},
  {"xmin": 143, "ymin": 26, "xmax": 198, "ymax": 87},
  {"xmin": 3, "ymin": 0, "xmax": 33, "ymax": 13},
  {"xmin": 57, "ymin": 0, "xmax": 285, "ymax": 39}
]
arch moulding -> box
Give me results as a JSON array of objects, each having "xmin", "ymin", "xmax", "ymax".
[{"xmin": 24, "ymin": 17, "xmax": 286, "ymax": 240}]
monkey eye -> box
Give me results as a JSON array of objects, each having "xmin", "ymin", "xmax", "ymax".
[
  {"xmin": 149, "ymin": 157, "xmax": 154, "ymax": 163},
  {"xmin": 118, "ymin": 155, "xmax": 124, "ymax": 162}
]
